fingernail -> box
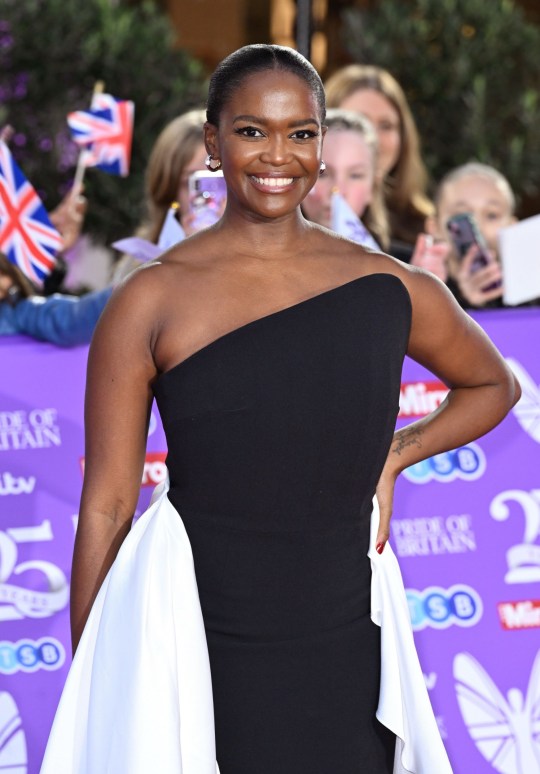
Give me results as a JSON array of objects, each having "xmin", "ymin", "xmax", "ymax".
[{"xmin": 376, "ymin": 542, "xmax": 385, "ymax": 554}]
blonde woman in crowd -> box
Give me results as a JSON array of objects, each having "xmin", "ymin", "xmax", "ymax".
[
  {"xmin": 302, "ymin": 109, "xmax": 389, "ymax": 249},
  {"xmin": 325, "ymin": 65, "xmax": 434, "ymax": 262}
]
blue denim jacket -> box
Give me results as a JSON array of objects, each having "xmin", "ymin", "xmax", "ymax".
[{"xmin": 0, "ymin": 287, "xmax": 113, "ymax": 347}]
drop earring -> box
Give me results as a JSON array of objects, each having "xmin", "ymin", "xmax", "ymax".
[
  {"xmin": 319, "ymin": 160, "xmax": 326, "ymax": 174},
  {"xmin": 205, "ymin": 155, "xmax": 222, "ymax": 172}
]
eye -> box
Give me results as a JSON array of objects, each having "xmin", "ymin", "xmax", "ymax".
[
  {"xmin": 291, "ymin": 129, "xmax": 318, "ymax": 141},
  {"xmin": 234, "ymin": 125, "xmax": 264, "ymax": 138},
  {"xmin": 377, "ymin": 121, "xmax": 399, "ymax": 133},
  {"xmin": 486, "ymin": 211, "xmax": 503, "ymax": 221}
]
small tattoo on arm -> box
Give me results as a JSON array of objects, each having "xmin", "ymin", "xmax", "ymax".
[{"xmin": 392, "ymin": 426, "xmax": 424, "ymax": 456}]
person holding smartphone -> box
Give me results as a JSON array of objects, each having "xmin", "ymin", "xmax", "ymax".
[{"xmin": 426, "ymin": 162, "xmax": 517, "ymax": 308}]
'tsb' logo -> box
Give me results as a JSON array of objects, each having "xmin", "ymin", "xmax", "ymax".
[{"xmin": 403, "ymin": 442, "xmax": 486, "ymax": 484}]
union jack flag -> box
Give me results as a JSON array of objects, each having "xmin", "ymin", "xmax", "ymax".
[
  {"xmin": 0, "ymin": 141, "xmax": 62, "ymax": 285},
  {"xmin": 67, "ymin": 93, "xmax": 134, "ymax": 176}
]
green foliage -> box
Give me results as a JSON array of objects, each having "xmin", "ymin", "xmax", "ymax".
[
  {"xmin": 0, "ymin": 0, "xmax": 206, "ymax": 243},
  {"xmin": 342, "ymin": 0, "xmax": 540, "ymax": 207}
]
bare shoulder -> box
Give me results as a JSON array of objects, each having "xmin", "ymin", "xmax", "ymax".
[
  {"xmin": 92, "ymin": 232, "xmax": 229, "ymax": 377},
  {"xmin": 359, "ymin": 250, "xmax": 505, "ymax": 384},
  {"xmin": 306, "ymin": 224, "xmax": 414, "ymax": 285},
  {"xmin": 336, "ymin": 240, "xmax": 460, "ymax": 316},
  {"xmin": 90, "ymin": 255, "xmax": 196, "ymax": 365},
  {"xmin": 333, "ymin": 241, "xmax": 512, "ymax": 391},
  {"xmin": 367, "ymin": 252, "xmax": 472, "ymax": 328},
  {"xmin": 96, "ymin": 261, "xmax": 170, "ymax": 342},
  {"xmin": 104, "ymin": 235, "xmax": 214, "ymax": 326},
  {"xmin": 309, "ymin": 228, "xmax": 480, "ymax": 358}
]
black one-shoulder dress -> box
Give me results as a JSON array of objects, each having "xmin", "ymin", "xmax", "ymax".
[{"xmin": 153, "ymin": 273, "xmax": 412, "ymax": 774}]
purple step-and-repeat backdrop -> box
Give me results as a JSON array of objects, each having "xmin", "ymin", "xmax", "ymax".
[{"xmin": 1, "ymin": 308, "xmax": 539, "ymax": 773}]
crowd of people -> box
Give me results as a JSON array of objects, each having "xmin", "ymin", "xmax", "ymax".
[{"xmin": 1, "ymin": 58, "xmax": 537, "ymax": 347}]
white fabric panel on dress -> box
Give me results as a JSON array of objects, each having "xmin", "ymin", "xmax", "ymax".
[
  {"xmin": 41, "ymin": 482, "xmax": 451, "ymax": 773},
  {"xmin": 369, "ymin": 498, "xmax": 454, "ymax": 774},
  {"xmin": 40, "ymin": 480, "xmax": 218, "ymax": 774}
]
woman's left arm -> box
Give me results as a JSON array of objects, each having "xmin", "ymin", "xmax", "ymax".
[{"xmin": 375, "ymin": 267, "xmax": 520, "ymax": 552}]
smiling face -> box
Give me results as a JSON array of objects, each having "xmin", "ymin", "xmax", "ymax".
[
  {"xmin": 204, "ymin": 68, "xmax": 325, "ymax": 222},
  {"xmin": 339, "ymin": 88, "xmax": 400, "ymax": 179},
  {"xmin": 303, "ymin": 129, "xmax": 375, "ymax": 228}
]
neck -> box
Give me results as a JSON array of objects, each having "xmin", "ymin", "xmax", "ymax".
[{"xmin": 217, "ymin": 204, "xmax": 314, "ymax": 260}]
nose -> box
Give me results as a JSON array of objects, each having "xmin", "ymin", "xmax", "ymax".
[{"xmin": 259, "ymin": 134, "xmax": 292, "ymax": 167}]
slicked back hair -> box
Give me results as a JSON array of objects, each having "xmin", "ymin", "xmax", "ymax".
[{"xmin": 206, "ymin": 44, "xmax": 326, "ymax": 126}]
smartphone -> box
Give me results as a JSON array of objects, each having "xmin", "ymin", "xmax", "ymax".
[
  {"xmin": 188, "ymin": 170, "xmax": 227, "ymax": 231},
  {"xmin": 446, "ymin": 212, "xmax": 502, "ymax": 291},
  {"xmin": 446, "ymin": 213, "xmax": 493, "ymax": 273}
]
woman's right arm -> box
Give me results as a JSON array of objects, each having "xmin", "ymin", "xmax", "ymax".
[{"xmin": 70, "ymin": 267, "xmax": 162, "ymax": 652}]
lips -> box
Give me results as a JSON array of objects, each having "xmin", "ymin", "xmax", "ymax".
[{"xmin": 250, "ymin": 175, "xmax": 295, "ymax": 192}]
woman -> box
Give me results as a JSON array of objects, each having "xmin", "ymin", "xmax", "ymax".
[
  {"xmin": 302, "ymin": 108, "xmax": 389, "ymax": 249},
  {"xmin": 43, "ymin": 45, "xmax": 518, "ymax": 773},
  {"xmin": 325, "ymin": 64, "xmax": 434, "ymax": 260},
  {"xmin": 113, "ymin": 108, "xmax": 208, "ymax": 280}
]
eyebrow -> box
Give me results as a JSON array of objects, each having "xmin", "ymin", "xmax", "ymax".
[
  {"xmin": 233, "ymin": 114, "xmax": 319, "ymax": 128},
  {"xmin": 451, "ymin": 199, "xmax": 505, "ymax": 209}
]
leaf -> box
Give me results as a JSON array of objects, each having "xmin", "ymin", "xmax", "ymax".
[{"xmin": 340, "ymin": 0, "xmax": 540, "ymax": 207}]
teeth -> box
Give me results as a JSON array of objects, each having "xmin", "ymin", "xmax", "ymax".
[{"xmin": 253, "ymin": 176, "xmax": 293, "ymax": 187}]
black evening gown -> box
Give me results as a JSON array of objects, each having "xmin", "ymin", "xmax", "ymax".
[{"xmin": 153, "ymin": 273, "xmax": 412, "ymax": 774}]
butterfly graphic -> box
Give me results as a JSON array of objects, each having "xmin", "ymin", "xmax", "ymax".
[
  {"xmin": 506, "ymin": 359, "xmax": 540, "ymax": 444},
  {"xmin": 0, "ymin": 691, "xmax": 27, "ymax": 773},
  {"xmin": 454, "ymin": 651, "xmax": 540, "ymax": 772}
]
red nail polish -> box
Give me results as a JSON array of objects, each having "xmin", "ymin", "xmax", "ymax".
[{"xmin": 376, "ymin": 542, "xmax": 385, "ymax": 554}]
